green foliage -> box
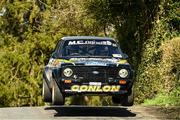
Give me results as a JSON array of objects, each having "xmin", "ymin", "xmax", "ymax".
[
  {"xmin": 86, "ymin": 0, "xmax": 180, "ymax": 105},
  {"xmin": 143, "ymin": 87, "xmax": 180, "ymax": 106},
  {"xmin": 86, "ymin": 0, "xmax": 161, "ymax": 67},
  {"xmin": 0, "ymin": 0, "xmax": 179, "ymax": 107},
  {"xmin": 0, "ymin": 32, "xmax": 54, "ymax": 106},
  {"xmin": 0, "ymin": 0, "xmax": 103, "ymax": 107},
  {"xmin": 135, "ymin": 0, "xmax": 180, "ymax": 103},
  {"xmin": 142, "ymin": 38, "xmax": 180, "ymax": 106}
]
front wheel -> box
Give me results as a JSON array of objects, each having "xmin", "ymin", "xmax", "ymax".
[
  {"xmin": 52, "ymin": 81, "xmax": 65, "ymax": 105},
  {"xmin": 121, "ymin": 89, "xmax": 134, "ymax": 106},
  {"xmin": 112, "ymin": 89, "xmax": 134, "ymax": 106},
  {"xmin": 42, "ymin": 80, "xmax": 52, "ymax": 102}
]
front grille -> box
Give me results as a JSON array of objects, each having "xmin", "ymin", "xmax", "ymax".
[{"xmin": 63, "ymin": 66, "xmax": 117, "ymax": 83}]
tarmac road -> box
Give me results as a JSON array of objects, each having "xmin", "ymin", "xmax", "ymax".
[{"xmin": 0, "ymin": 106, "xmax": 177, "ymax": 120}]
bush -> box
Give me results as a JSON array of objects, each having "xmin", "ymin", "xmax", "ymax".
[{"xmin": 142, "ymin": 37, "xmax": 180, "ymax": 106}]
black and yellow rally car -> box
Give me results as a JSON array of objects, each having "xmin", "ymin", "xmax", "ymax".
[{"xmin": 43, "ymin": 36, "xmax": 134, "ymax": 106}]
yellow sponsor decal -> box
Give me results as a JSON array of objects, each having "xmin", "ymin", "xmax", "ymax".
[
  {"xmin": 50, "ymin": 59, "xmax": 74, "ymax": 66},
  {"xmin": 118, "ymin": 60, "xmax": 128, "ymax": 64},
  {"xmin": 71, "ymin": 85, "xmax": 120, "ymax": 92},
  {"xmin": 55, "ymin": 59, "xmax": 74, "ymax": 63}
]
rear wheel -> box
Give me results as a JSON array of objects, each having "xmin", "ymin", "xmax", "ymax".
[
  {"xmin": 42, "ymin": 80, "xmax": 52, "ymax": 102},
  {"xmin": 52, "ymin": 81, "xmax": 65, "ymax": 105}
]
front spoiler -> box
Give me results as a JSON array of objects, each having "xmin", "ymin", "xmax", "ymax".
[{"xmin": 64, "ymin": 89, "xmax": 128, "ymax": 96}]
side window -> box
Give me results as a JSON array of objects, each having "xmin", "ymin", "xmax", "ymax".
[
  {"xmin": 57, "ymin": 40, "xmax": 65, "ymax": 58},
  {"xmin": 54, "ymin": 40, "xmax": 62, "ymax": 52},
  {"xmin": 52, "ymin": 40, "xmax": 64, "ymax": 58}
]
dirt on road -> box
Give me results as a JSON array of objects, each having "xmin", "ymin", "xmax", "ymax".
[{"xmin": 0, "ymin": 106, "xmax": 179, "ymax": 120}]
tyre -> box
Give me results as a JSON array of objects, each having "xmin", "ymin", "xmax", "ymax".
[
  {"xmin": 42, "ymin": 80, "xmax": 52, "ymax": 102},
  {"xmin": 52, "ymin": 80, "xmax": 65, "ymax": 105},
  {"xmin": 121, "ymin": 89, "xmax": 134, "ymax": 106}
]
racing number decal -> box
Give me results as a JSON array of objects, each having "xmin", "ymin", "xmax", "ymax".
[{"xmin": 71, "ymin": 85, "xmax": 120, "ymax": 92}]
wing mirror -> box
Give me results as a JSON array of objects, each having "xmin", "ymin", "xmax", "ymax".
[
  {"xmin": 123, "ymin": 53, "xmax": 129, "ymax": 59},
  {"xmin": 51, "ymin": 52, "xmax": 57, "ymax": 58}
]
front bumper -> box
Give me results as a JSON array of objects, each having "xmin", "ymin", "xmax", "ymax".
[{"xmin": 60, "ymin": 79, "xmax": 133, "ymax": 96}]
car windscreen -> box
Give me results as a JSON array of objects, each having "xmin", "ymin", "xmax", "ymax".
[{"xmin": 62, "ymin": 40, "xmax": 123, "ymax": 58}]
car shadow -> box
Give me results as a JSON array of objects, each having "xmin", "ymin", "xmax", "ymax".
[{"xmin": 45, "ymin": 106, "xmax": 136, "ymax": 117}]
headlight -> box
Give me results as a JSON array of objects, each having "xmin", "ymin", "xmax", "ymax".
[
  {"xmin": 63, "ymin": 68, "xmax": 73, "ymax": 77},
  {"xmin": 119, "ymin": 69, "xmax": 129, "ymax": 78}
]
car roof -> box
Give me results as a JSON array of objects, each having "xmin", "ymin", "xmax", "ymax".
[{"xmin": 61, "ymin": 36, "xmax": 116, "ymax": 41}]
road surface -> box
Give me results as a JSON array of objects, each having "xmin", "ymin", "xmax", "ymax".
[{"xmin": 0, "ymin": 106, "xmax": 178, "ymax": 120}]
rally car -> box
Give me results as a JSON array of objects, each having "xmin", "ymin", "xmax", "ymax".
[{"xmin": 43, "ymin": 36, "xmax": 134, "ymax": 106}]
